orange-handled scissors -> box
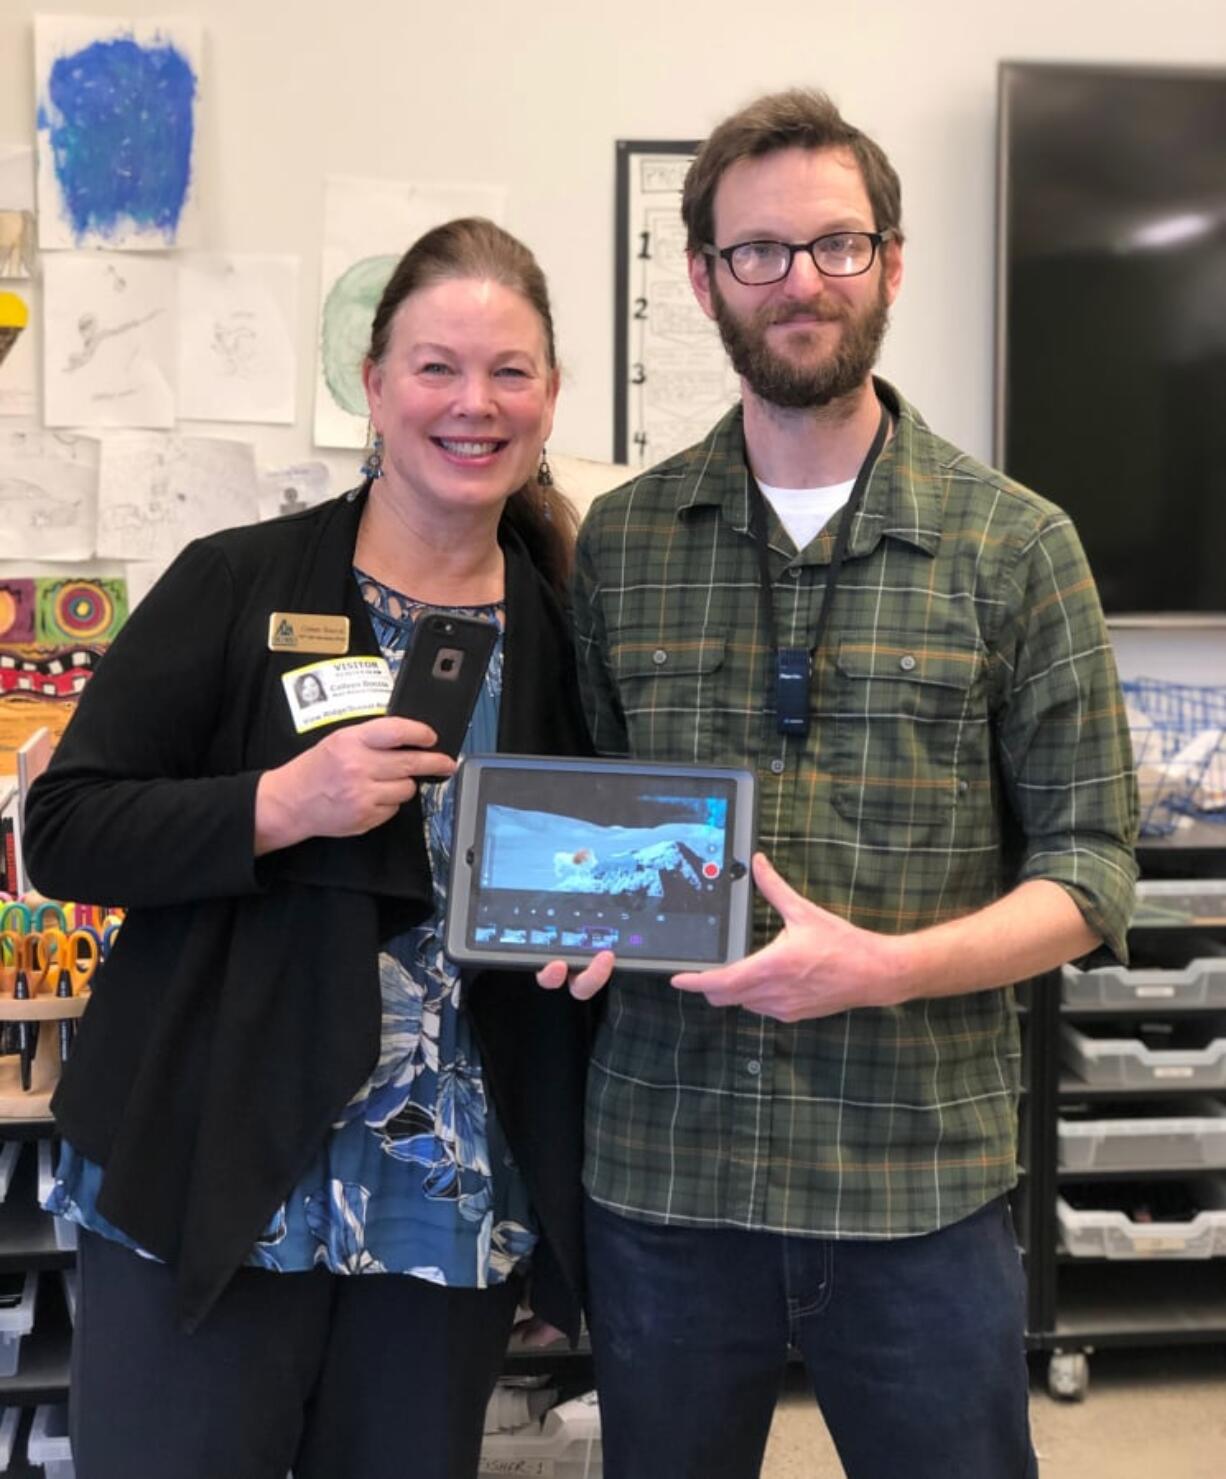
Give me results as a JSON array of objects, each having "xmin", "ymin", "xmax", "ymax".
[
  {"xmin": 56, "ymin": 928, "xmax": 98, "ymax": 1065},
  {"xmin": 0, "ymin": 929, "xmax": 34, "ymax": 1089},
  {"xmin": 0, "ymin": 929, "xmax": 25, "ymax": 988},
  {"xmin": 64, "ymin": 928, "xmax": 100, "ymax": 993},
  {"xmin": 25, "ymin": 929, "xmax": 65, "ymax": 995}
]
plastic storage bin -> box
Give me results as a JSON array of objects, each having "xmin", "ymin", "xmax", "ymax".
[
  {"xmin": 479, "ymin": 1391, "xmax": 601, "ymax": 1477},
  {"xmin": 27, "ymin": 1403, "xmax": 74, "ymax": 1479},
  {"xmin": 0, "ymin": 1270, "xmax": 37, "ymax": 1378},
  {"xmin": 35, "ymin": 1142, "xmax": 77, "ymax": 1252},
  {"xmin": 1132, "ymin": 878, "xmax": 1226, "ymax": 928},
  {"xmin": 60, "ymin": 1269, "xmax": 77, "ymax": 1328},
  {"xmin": 1061, "ymin": 1020, "xmax": 1226, "ymax": 1089},
  {"xmin": 1057, "ymin": 1176, "xmax": 1226, "ymax": 1259},
  {"xmin": 0, "ymin": 1405, "xmax": 21, "ymax": 1470},
  {"xmin": 0, "ymin": 1142, "xmax": 20, "ymax": 1204},
  {"xmin": 1062, "ymin": 954, "xmax": 1226, "ymax": 1009},
  {"xmin": 1058, "ymin": 1098, "xmax": 1226, "ymax": 1171}
]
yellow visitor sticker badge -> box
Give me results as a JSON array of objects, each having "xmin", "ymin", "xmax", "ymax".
[{"xmin": 282, "ymin": 656, "xmax": 392, "ymax": 734}]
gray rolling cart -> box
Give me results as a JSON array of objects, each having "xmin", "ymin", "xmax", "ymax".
[
  {"xmin": 1022, "ymin": 836, "xmax": 1226, "ymax": 1400},
  {"xmin": 0, "ymin": 1123, "xmax": 74, "ymax": 1477}
]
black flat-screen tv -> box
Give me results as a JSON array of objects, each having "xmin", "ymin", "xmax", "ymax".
[{"xmin": 995, "ymin": 62, "xmax": 1226, "ymax": 618}]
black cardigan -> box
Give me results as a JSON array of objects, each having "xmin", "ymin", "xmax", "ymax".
[{"xmin": 24, "ymin": 489, "xmax": 593, "ymax": 1334}]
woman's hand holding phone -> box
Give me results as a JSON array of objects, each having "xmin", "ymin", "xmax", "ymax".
[{"xmin": 255, "ymin": 716, "xmax": 455, "ymax": 854}]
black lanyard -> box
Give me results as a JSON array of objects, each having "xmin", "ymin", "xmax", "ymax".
[{"xmin": 747, "ymin": 404, "xmax": 890, "ymax": 737}]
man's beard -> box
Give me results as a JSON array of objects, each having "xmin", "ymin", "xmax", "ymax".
[{"xmin": 711, "ymin": 276, "xmax": 890, "ymax": 410}]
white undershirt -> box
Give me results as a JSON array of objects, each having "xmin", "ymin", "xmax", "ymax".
[{"xmin": 757, "ymin": 478, "xmax": 855, "ymax": 552}]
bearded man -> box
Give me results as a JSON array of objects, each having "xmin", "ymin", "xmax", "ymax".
[{"xmin": 556, "ymin": 88, "xmax": 1138, "ymax": 1479}]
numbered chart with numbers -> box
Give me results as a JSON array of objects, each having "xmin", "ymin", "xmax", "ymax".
[{"xmin": 613, "ymin": 141, "xmax": 741, "ymax": 467}]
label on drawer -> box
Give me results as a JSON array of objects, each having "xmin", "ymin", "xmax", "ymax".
[
  {"xmin": 1135, "ymin": 986, "xmax": 1176, "ymax": 998},
  {"xmin": 1135, "ymin": 1237, "xmax": 1191, "ymax": 1254},
  {"xmin": 479, "ymin": 1463, "xmax": 553, "ymax": 1476},
  {"xmin": 1153, "ymin": 1067, "xmax": 1195, "ymax": 1079}
]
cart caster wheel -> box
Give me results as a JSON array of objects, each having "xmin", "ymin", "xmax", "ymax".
[{"xmin": 1048, "ymin": 1351, "xmax": 1089, "ymax": 1401}]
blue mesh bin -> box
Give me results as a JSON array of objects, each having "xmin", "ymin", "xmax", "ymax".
[{"xmin": 1123, "ymin": 679, "xmax": 1226, "ymax": 836}]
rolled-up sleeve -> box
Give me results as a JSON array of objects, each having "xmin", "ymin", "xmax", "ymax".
[{"xmin": 994, "ymin": 512, "xmax": 1139, "ymax": 962}]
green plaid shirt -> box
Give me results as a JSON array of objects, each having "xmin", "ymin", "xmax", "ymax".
[{"xmin": 573, "ymin": 380, "xmax": 1138, "ymax": 1238}]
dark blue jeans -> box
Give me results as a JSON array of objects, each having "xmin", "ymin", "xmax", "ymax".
[{"xmin": 585, "ymin": 1195, "xmax": 1037, "ymax": 1479}]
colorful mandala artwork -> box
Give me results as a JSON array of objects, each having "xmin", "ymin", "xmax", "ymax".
[{"xmin": 35, "ymin": 577, "xmax": 128, "ymax": 644}]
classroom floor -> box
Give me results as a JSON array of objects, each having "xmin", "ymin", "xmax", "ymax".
[{"xmin": 760, "ymin": 1346, "xmax": 1226, "ymax": 1478}]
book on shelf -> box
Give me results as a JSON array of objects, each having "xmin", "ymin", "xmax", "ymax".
[
  {"xmin": 0, "ymin": 783, "xmax": 17, "ymax": 897},
  {"xmin": 3, "ymin": 727, "xmax": 52, "ymax": 897}
]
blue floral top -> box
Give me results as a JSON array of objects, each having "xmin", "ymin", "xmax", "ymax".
[{"xmin": 46, "ymin": 573, "xmax": 538, "ymax": 1289}]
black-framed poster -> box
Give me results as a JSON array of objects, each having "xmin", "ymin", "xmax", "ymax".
[{"xmin": 613, "ymin": 140, "xmax": 740, "ymax": 466}]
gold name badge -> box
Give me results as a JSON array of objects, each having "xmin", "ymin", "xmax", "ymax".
[{"xmin": 267, "ymin": 612, "xmax": 350, "ymax": 656}]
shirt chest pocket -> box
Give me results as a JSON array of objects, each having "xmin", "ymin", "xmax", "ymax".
[
  {"xmin": 829, "ymin": 636, "xmax": 986, "ymax": 829},
  {"xmin": 610, "ymin": 635, "xmax": 728, "ymax": 762}
]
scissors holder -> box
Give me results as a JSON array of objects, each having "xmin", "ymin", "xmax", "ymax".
[{"xmin": 0, "ymin": 994, "xmax": 89, "ymax": 1119}]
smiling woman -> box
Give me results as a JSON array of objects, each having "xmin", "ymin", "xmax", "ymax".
[{"xmin": 24, "ymin": 215, "xmax": 594, "ymax": 1479}]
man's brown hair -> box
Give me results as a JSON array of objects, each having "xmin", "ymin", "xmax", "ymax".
[{"xmin": 681, "ymin": 88, "xmax": 904, "ymax": 254}]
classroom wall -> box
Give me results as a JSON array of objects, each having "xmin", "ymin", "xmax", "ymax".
[{"xmin": 3, "ymin": 0, "xmax": 1226, "ymax": 676}]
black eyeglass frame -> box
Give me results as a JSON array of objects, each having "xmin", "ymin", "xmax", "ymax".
[{"xmin": 703, "ymin": 229, "xmax": 896, "ymax": 285}]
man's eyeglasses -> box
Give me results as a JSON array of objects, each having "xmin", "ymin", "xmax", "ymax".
[{"xmin": 704, "ymin": 230, "xmax": 895, "ymax": 286}]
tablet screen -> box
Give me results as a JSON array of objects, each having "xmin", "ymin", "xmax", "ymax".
[{"xmin": 462, "ymin": 763, "xmax": 744, "ymax": 966}]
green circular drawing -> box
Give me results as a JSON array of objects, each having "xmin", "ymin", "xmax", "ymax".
[{"xmin": 321, "ymin": 254, "xmax": 398, "ymax": 416}]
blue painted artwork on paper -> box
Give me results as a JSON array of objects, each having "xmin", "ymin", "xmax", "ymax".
[{"xmin": 37, "ymin": 34, "xmax": 197, "ymax": 248}]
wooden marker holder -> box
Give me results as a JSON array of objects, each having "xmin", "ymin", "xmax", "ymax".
[{"xmin": 0, "ymin": 993, "xmax": 89, "ymax": 1119}]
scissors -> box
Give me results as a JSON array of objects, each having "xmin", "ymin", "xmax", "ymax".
[
  {"xmin": 0, "ymin": 929, "xmax": 24, "ymax": 989},
  {"xmin": 0, "ymin": 902, "xmax": 33, "ymax": 935},
  {"xmin": 101, "ymin": 920, "xmax": 122, "ymax": 959},
  {"xmin": 51, "ymin": 927, "xmax": 98, "ymax": 1064},
  {"xmin": 32, "ymin": 902, "xmax": 69, "ymax": 932},
  {"xmin": 64, "ymin": 928, "xmax": 99, "ymax": 991},
  {"xmin": 26, "ymin": 930, "xmax": 74, "ymax": 1074},
  {"xmin": 0, "ymin": 929, "xmax": 34, "ymax": 1090},
  {"xmin": 25, "ymin": 929, "xmax": 64, "ymax": 991}
]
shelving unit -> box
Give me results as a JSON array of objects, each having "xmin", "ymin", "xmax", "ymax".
[
  {"xmin": 1023, "ymin": 834, "xmax": 1226, "ymax": 1399},
  {"xmin": 0, "ymin": 1120, "xmax": 71, "ymax": 1477}
]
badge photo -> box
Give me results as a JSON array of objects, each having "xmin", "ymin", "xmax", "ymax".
[{"xmin": 281, "ymin": 656, "xmax": 391, "ymax": 734}]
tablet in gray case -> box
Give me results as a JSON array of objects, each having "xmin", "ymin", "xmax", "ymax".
[{"xmin": 444, "ymin": 756, "xmax": 757, "ymax": 974}]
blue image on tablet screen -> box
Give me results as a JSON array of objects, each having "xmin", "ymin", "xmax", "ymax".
[{"xmin": 473, "ymin": 772, "xmax": 731, "ymax": 961}]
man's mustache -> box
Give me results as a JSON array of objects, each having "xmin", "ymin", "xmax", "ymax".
[{"xmin": 761, "ymin": 303, "xmax": 845, "ymax": 326}]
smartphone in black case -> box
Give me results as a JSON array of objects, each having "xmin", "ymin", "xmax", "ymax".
[{"xmin": 387, "ymin": 608, "xmax": 499, "ymax": 758}]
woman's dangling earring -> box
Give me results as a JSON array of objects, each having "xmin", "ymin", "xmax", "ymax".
[
  {"xmin": 537, "ymin": 446, "xmax": 554, "ymax": 489},
  {"xmin": 361, "ymin": 431, "xmax": 384, "ymax": 482}
]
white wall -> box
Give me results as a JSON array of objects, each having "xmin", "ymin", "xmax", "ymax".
[
  {"xmin": 5, "ymin": 1, "xmax": 1226, "ymax": 679},
  {"xmin": 5, "ymin": 0, "xmax": 1226, "ymax": 479}
]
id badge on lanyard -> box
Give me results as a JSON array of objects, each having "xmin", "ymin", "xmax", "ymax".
[{"xmin": 749, "ymin": 404, "xmax": 890, "ymax": 740}]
